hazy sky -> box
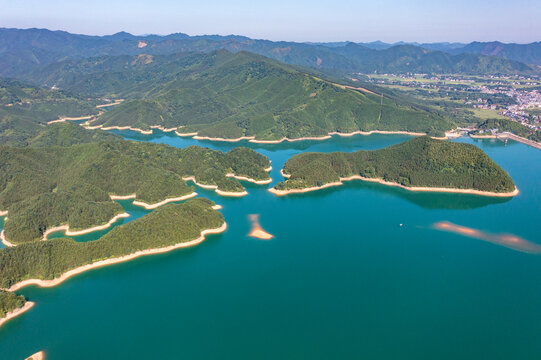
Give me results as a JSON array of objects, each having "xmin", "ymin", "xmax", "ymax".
[{"xmin": 2, "ymin": 0, "xmax": 540, "ymax": 43}]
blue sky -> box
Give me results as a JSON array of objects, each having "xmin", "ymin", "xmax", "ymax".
[{"xmin": 2, "ymin": 0, "xmax": 540, "ymax": 43}]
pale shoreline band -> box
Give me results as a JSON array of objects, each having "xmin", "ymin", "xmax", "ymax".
[
  {"xmin": 41, "ymin": 212, "xmax": 131, "ymax": 241},
  {"xmin": 268, "ymin": 175, "xmax": 519, "ymax": 197},
  {"xmin": 1, "ymin": 193, "xmax": 200, "ymax": 246},
  {"xmin": 6, "ymin": 222, "xmax": 227, "ymax": 292},
  {"xmin": 26, "ymin": 350, "xmax": 45, "ymax": 360},
  {"xmin": 182, "ymin": 176, "xmax": 248, "ymax": 197},
  {"xmin": 0, "ymin": 301, "xmax": 35, "ymax": 329}
]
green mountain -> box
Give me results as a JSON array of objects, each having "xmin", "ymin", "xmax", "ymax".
[
  {"xmin": 0, "ymin": 78, "xmax": 101, "ymax": 146},
  {"xmin": 275, "ymin": 136, "xmax": 516, "ymax": 194},
  {"xmin": 26, "ymin": 50, "xmax": 454, "ymax": 138},
  {"xmin": 449, "ymin": 42, "xmax": 541, "ymax": 66},
  {"xmin": 0, "ymin": 130, "xmax": 270, "ymax": 244},
  {"xmin": 1, "ymin": 28, "xmax": 539, "ymax": 79}
]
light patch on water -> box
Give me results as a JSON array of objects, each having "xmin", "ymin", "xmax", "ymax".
[
  {"xmin": 433, "ymin": 221, "xmax": 541, "ymax": 254},
  {"xmin": 248, "ymin": 214, "xmax": 274, "ymax": 240}
]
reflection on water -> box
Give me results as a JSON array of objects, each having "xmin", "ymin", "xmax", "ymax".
[
  {"xmin": 277, "ymin": 180, "xmax": 511, "ymax": 210},
  {"xmin": 434, "ymin": 221, "xmax": 541, "ymax": 254}
]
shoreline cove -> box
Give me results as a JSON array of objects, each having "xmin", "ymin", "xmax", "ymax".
[
  {"xmin": 182, "ymin": 176, "xmax": 248, "ymax": 197},
  {"xmin": 41, "ymin": 213, "xmax": 130, "ymax": 241},
  {"xmin": 269, "ymin": 175, "xmax": 519, "ymax": 197},
  {"xmin": 0, "ymin": 301, "xmax": 35, "ymax": 329},
  {"xmin": 109, "ymin": 192, "xmax": 198, "ymax": 208},
  {"xmin": 6, "ymin": 222, "xmax": 227, "ymax": 292}
]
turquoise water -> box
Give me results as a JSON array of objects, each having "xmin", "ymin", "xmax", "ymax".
[{"xmin": 1, "ymin": 131, "xmax": 540, "ymax": 359}]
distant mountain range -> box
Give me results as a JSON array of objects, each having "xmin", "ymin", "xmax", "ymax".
[{"xmin": 1, "ymin": 28, "xmax": 539, "ymax": 78}]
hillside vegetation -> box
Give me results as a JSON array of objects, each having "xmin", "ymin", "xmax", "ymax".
[
  {"xmin": 475, "ymin": 118, "xmax": 541, "ymax": 142},
  {"xmin": 0, "ymin": 129, "xmax": 269, "ymax": 244},
  {"xmin": 275, "ymin": 136, "xmax": 515, "ymax": 193},
  {"xmin": 29, "ymin": 51, "xmax": 454, "ymax": 138},
  {"xmin": 0, "ymin": 198, "xmax": 223, "ymax": 288},
  {"xmin": 0, "ymin": 79, "xmax": 101, "ymax": 146},
  {"xmin": 0, "ymin": 290, "xmax": 26, "ymax": 318}
]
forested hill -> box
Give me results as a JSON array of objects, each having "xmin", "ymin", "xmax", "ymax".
[
  {"xmin": 0, "ymin": 198, "xmax": 224, "ymax": 288},
  {"xmin": 274, "ymin": 136, "xmax": 516, "ymax": 194},
  {"xmin": 0, "ymin": 79, "xmax": 102, "ymax": 146},
  {"xmin": 1, "ymin": 28, "xmax": 539, "ymax": 78},
  {"xmin": 26, "ymin": 50, "xmax": 454, "ymax": 138},
  {"xmin": 0, "ymin": 129, "xmax": 270, "ymax": 244}
]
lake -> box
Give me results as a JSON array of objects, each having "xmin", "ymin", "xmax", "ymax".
[{"xmin": 1, "ymin": 131, "xmax": 540, "ymax": 359}]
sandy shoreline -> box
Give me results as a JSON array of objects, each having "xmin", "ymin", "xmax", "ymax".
[
  {"xmin": 177, "ymin": 130, "xmax": 426, "ymax": 143},
  {"xmin": 269, "ymin": 175, "xmax": 519, "ymax": 197},
  {"xmin": 150, "ymin": 125, "xmax": 177, "ymax": 132},
  {"xmin": 40, "ymin": 212, "xmax": 130, "ymax": 241},
  {"xmin": 225, "ymin": 173, "xmax": 272, "ymax": 184},
  {"xmin": 0, "ymin": 210, "xmax": 7, "ymax": 216},
  {"xmin": 109, "ymin": 192, "xmax": 198, "ymax": 208},
  {"xmin": 175, "ymin": 131, "xmax": 198, "ymax": 137},
  {"xmin": 48, "ymin": 115, "xmax": 94, "ymax": 124},
  {"xmin": 0, "ymin": 301, "xmax": 35, "ymax": 329},
  {"xmin": 26, "ymin": 350, "xmax": 45, "ymax": 360},
  {"xmin": 470, "ymin": 134, "xmax": 497, "ymax": 139},
  {"xmin": 1, "ymin": 230, "xmax": 17, "ymax": 247},
  {"xmin": 7, "ymin": 222, "xmax": 227, "ymax": 292},
  {"xmin": 96, "ymin": 100, "xmax": 124, "ymax": 108},
  {"xmin": 109, "ymin": 193, "xmax": 137, "ymax": 200},
  {"xmin": 100, "ymin": 125, "xmax": 153, "ymax": 134},
  {"xmin": 132, "ymin": 192, "xmax": 197, "ymax": 209},
  {"xmin": 182, "ymin": 176, "xmax": 248, "ymax": 197},
  {"xmin": 280, "ymin": 169, "xmax": 291, "ymax": 178}
]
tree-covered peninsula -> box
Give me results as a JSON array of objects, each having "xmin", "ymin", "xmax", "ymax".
[
  {"xmin": 272, "ymin": 137, "xmax": 516, "ymax": 195},
  {"xmin": 26, "ymin": 50, "xmax": 455, "ymax": 138},
  {"xmin": 0, "ymin": 127, "xmax": 270, "ymax": 244},
  {"xmin": 0, "ymin": 290, "xmax": 26, "ymax": 318},
  {"xmin": 0, "ymin": 198, "xmax": 224, "ymax": 289}
]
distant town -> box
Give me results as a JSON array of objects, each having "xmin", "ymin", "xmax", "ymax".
[{"xmin": 364, "ymin": 73, "xmax": 541, "ymax": 133}]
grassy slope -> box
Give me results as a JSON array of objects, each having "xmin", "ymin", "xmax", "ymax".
[
  {"xmin": 0, "ymin": 199, "xmax": 223, "ymax": 288},
  {"xmin": 276, "ymin": 136, "xmax": 515, "ymax": 193}
]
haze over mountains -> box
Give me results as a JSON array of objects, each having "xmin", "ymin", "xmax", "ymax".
[{"xmin": 1, "ymin": 28, "xmax": 540, "ymax": 79}]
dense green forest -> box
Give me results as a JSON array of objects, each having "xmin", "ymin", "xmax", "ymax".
[
  {"xmin": 0, "ymin": 79, "xmax": 101, "ymax": 146},
  {"xmin": 0, "ymin": 290, "xmax": 26, "ymax": 318},
  {"xmin": 0, "ymin": 198, "xmax": 224, "ymax": 288},
  {"xmin": 275, "ymin": 136, "xmax": 516, "ymax": 193},
  {"xmin": 0, "ymin": 127, "xmax": 269, "ymax": 244},
  {"xmin": 21, "ymin": 51, "xmax": 455, "ymax": 138},
  {"xmin": 474, "ymin": 118, "xmax": 541, "ymax": 142}
]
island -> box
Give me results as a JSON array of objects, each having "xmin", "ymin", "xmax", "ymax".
[
  {"xmin": 270, "ymin": 136, "xmax": 517, "ymax": 196},
  {"xmin": 0, "ymin": 290, "xmax": 32, "ymax": 328},
  {"xmin": 0, "ymin": 198, "xmax": 225, "ymax": 290},
  {"xmin": 0, "ymin": 124, "xmax": 270, "ymax": 245}
]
